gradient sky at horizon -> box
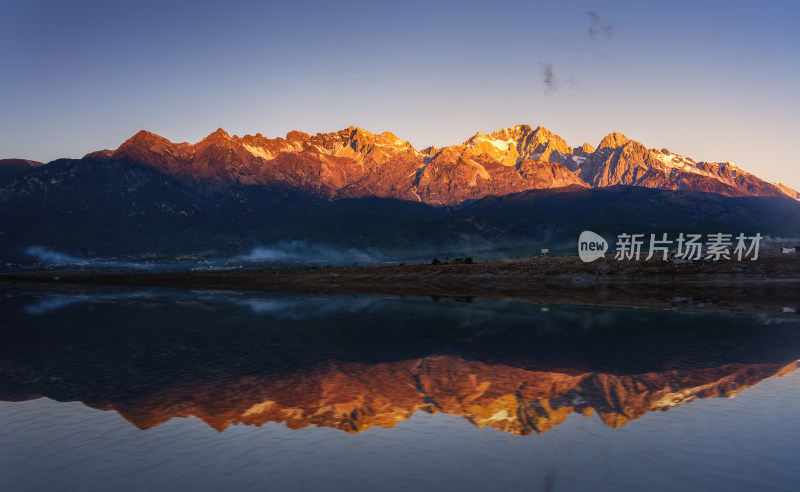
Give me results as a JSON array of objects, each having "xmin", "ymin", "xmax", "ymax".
[{"xmin": 2, "ymin": 0, "xmax": 799, "ymax": 188}]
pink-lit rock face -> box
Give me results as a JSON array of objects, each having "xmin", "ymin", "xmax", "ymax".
[{"xmin": 94, "ymin": 125, "xmax": 797, "ymax": 206}]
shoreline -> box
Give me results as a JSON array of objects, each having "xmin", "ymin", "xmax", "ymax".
[{"xmin": 2, "ymin": 254, "xmax": 799, "ymax": 315}]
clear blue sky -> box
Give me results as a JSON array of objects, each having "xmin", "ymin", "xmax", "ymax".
[{"xmin": 2, "ymin": 0, "xmax": 799, "ymax": 188}]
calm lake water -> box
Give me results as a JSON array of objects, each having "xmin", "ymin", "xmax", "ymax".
[{"xmin": 1, "ymin": 286, "xmax": 799, "ymax": 491}]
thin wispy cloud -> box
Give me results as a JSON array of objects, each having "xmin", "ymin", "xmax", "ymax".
[
  {"xmin": 539, "ymin": 10, "xmax": 613, "ymax": 94},
  {"xmin": 541, "ymin": 62, "xmax": 558, "ymax": 94},
  {"xmin": 587, "ymin": 10, "xmax": 613, "ymax": 42}
]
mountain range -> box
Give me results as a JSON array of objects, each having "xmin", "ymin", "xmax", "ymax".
[
  {"xmin": 85, "ymin": 125, "xmax": 800, "ymax": 205},
  {"xmin": 1, "ymin": 125, "xmax": 799, "ymax": 262}
]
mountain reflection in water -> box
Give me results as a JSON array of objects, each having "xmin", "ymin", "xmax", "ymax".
[{"xmin": 1, "ymin": 288, "xmax": 799, "ymax": 437}]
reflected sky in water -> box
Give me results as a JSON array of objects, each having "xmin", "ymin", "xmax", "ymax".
[{"xmin": 1, "ymin": 286, "xmax": 800, "ymax": 491}]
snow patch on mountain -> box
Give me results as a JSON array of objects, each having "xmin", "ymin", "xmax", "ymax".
[
  {"xmin": 653, "ymin": 150, "xmax": 719, "ymax": 180},
  {"xmin": 472, "ymin": 137, "xmax": 513, "ymax": 152},
  {"xmin": 654, "ymin": 150, "xmax": 696, "ymax": 170},
  {"xmin": 243, "ymin": 144, "xmax": 273, "ymax": 160}
]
